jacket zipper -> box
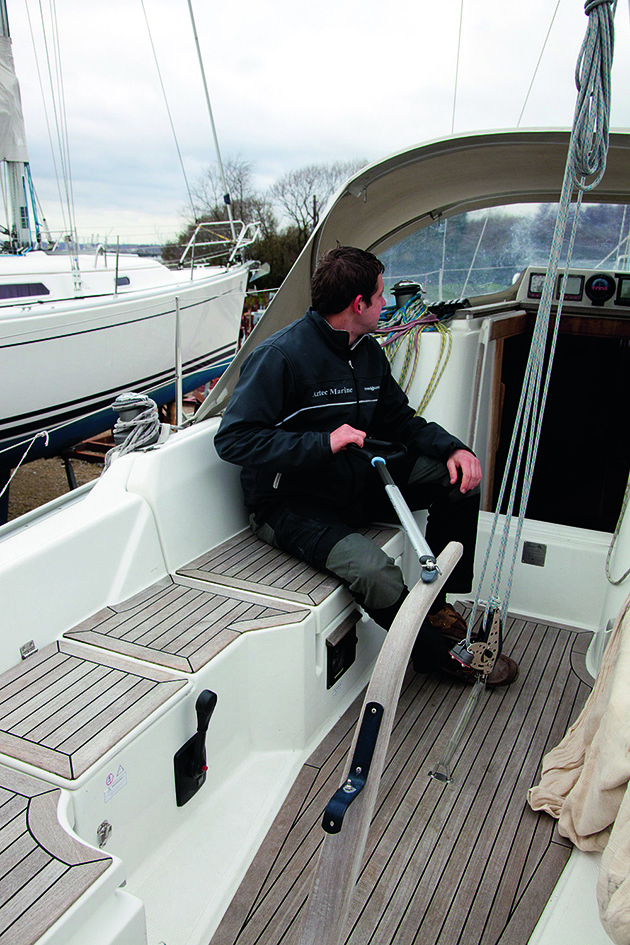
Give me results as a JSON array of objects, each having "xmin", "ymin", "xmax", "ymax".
[
  {"xmin": 347, "ymin": 358, "xmax": 361, "ymax": 427},
  {"xmin": 346, "ymin": 357, "xmax": 360, "ymax": 497}
]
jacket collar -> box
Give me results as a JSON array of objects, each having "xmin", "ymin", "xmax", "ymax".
[{"xmin": 306, "ymin": 307, "xmax": 370, "ymax": 354}]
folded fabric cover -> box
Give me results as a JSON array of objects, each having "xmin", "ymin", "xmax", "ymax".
[{"xmin": 528, "ymin": 592, "xmax": 630, "ymax": 944}]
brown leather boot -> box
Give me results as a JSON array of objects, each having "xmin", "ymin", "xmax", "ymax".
[
  {"xmin": 442, "ymin": 652, "xmax": 519, "ymax": 687},
  {"xmin": 427, "ymin": 603, "xmax": 471, "ymax": 641}
]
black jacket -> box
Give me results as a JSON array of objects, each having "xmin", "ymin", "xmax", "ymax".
[{"xmin": 214, "ymin": 308, "xmax": 467, "ymax": 512}]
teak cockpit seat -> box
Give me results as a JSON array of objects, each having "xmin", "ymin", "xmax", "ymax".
[
  {"xmin": 62, "ymin": 523, "xmax": 399, "ymax": 671},
  {"xmin": 0, "ymin": 641, "xmax": 187, "ymax": 780},
  {"xmin": 176, "ymin": 523, "xmax": 399, "ymax": 605}
]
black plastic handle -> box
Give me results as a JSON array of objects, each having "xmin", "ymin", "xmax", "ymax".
[
  {"xmin": 322, "ymin": 701, "xmax": 384, "ymax": 834},
  {"xmin": 347, "ymin": 439, "xmax": 407, "ymax": 463},
  {"xmin": 174, "ymin": 689, "xmax": 218, "ymax": 806},
  {"xmin": 196, "ymin": 689, "xmax": 218, "ymax": 734}
]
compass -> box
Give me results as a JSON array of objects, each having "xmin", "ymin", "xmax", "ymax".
[{"xmin": 584, "ymin": 273, "xmax": 616, "ymax": 304}]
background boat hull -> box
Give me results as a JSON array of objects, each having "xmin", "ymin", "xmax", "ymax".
[{"xmin": 0, "ymin": 264, "xmax": 249, "ymax": 469}]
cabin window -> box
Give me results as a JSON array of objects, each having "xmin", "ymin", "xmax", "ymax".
[
  {"xmin": 380, "ymin": 202, "xmax": 630, "ymax": 304},
  {"xmin": 0, "ymin": 283, "xmax": 50, "ymax": 299}
]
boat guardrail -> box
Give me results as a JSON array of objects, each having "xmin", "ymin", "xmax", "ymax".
[{"xmin": 177, "ymin": 219, "xmax": 261, "ymax": 272}]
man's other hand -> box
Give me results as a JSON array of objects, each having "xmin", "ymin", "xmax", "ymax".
[
  {"xmin": 447, "ymin": 449, "xmax": 482, "ymax": 493},
  {"xmin": 330, "ymin": 424, "xmax": 366, "ymax": 454}
]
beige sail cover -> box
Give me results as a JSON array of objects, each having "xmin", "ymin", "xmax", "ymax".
[
  {"xmin": 528, "ymin": 592, "xmax": 630, "ymax": 945},
  {"xmin": 0, "ymin": 35, "xmax": 28, "ymax": 162}
]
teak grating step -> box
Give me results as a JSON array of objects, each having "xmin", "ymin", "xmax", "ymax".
[
  {"xmin": 0, "ymin": 763, "xmax": 112, "ymax": 944},
  {"xmin": 0, "ymin": 641, "xmax": 186, "ymax": 779}
]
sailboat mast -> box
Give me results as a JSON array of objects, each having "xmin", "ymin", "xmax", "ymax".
[
  {"xmin": 186, "ymin": 0, "xmax": 236, "ymax": 241},
  {"xmin": 0, "ymin": 0, "xmax": 33, "ymax": 251}
]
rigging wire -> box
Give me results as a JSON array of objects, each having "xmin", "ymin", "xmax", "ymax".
[
  {"xmin": 47, "ymin": 0, "xmax": 81, "ymax": 283},
  {"xmin": 140, "ymin": 0, "xmax": 197, "ymax": 222},
  {"xmin": 460, "ymin": 214, "xmax": 489, "ymax": 297},
  {"xmin": 32, "ymin": 0, "xmax": 80, "ymax": 261},
  {"xmin": 186, "ymin": 0, "xmax": 236, "ymax": 240},
  {"xmin": 0, "ymin": 432, "xmax": 49, "ymax": 502},
  {"xmin": 24, "ymin": 0, "xmax": 69, "ymax": 238},
  {"xmin": 517, "ymin": 0, "xmax": 562, "ymax": 127},
  {"xmin": 594, "ymin": 227, "xmax": 630, "ymax": 267},
  {"xmin": 451, "ymin": 0, "xmax": 464, "ymax": 135},
  {"xmin": 430, "ymin": 0, "xmax": 619, "ymax": 786}
]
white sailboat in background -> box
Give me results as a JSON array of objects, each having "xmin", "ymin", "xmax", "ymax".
[{"xmin": 0, "ymin": 0, "xmax": 261, "ymax": 503}]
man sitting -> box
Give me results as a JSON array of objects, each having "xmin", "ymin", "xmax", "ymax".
[{"xmin": 215, "ymin": 246, "xmax": 517, "ymax": 686}]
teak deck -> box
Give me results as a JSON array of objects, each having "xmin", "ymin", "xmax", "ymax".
[
  {"xmin": 211, "ymin": 608, "xmax": 592, "ymax": 945},
  {"xmin": 65, "ymin": 526, "xmax": 396, "ymax": 671},
  {"xmin": 65, "ymin": 577, "xmax": 310, "ymax": 673},
  {"xmin": 0, "ymin": 764, "xmax": 111, "ymax": 945}
]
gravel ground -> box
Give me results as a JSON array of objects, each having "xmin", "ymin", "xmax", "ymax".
[{"xmin": 6, "ymin": 457, "xmax": 103, "ymax": 521}]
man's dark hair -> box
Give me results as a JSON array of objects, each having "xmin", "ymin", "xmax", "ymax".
[{"xmin": 311, "ymin": 246, "xmax": 385, "ymax": 316}]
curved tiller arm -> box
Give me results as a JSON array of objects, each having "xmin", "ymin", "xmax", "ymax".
[{"xmin": 298, "ymin": 541, "xmax": 462, "ymax": 945}]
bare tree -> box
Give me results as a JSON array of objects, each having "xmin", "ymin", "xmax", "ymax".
[
  {"xmin": 165, "ymin": 156, "xmax": 367, "ymax": 285},
  {"xmin": 270, "ymin": 159, "xmax": 366, "ymax": 241},
  {"xmin": 189, "ymin": 156, "xmax": 275, "ymax": 236}
]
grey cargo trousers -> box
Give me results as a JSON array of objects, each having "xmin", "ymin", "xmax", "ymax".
[{"xmin": 250, "ymin": 452, "xmax": 480, "ymax": 650}]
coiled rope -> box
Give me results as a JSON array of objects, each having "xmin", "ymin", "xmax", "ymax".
[
  {"xmin": 430, "ymin": 0, "xmax": 618, "ymax": 785},
  {"xmin": 103, "ymin": 395, "xmax": 162, "ymax": 469},
  {"xmin": 375, "ymin": 295, "xmax": 453, "ymax": 415}
]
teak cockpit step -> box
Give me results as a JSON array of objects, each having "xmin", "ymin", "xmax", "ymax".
[
  {"xmin": 0, "ymin": 641, "xmax": 186, "ymax": 779},
  {"xmin": 0, "ymin": 763, "xmax": 112, "ymax": 945},
  {"xmin": 65, "ymin": 576, "xmax": 310, "ymax": 672},
  {"xmin": 176, "ymin": 525, "xmax": 399, "ymax": 605}
]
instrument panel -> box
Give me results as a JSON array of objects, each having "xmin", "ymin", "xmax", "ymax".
[{"xmin": 517, "ymin": 267, "xmax": 630, "ymax": 311}]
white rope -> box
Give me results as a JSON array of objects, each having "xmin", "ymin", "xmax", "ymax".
[
  {"xmin": 0, "ymin": 431, "xmax": 50, "ymax": 500},
  {"xmin": 473, "ymin": 0, "xmax": 617, "ymax": 631}
]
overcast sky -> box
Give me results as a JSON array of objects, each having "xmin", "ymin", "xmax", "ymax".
[{"xmin": 6, "ymin": 0, "xmax": 630, "ymax": 243}]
